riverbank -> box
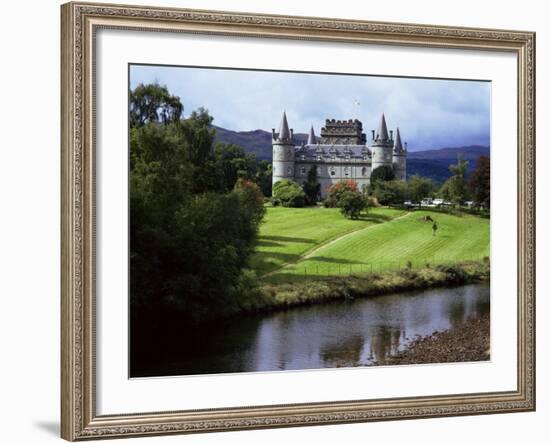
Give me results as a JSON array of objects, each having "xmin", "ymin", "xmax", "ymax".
[
  {"xmin": 376, "ymin": 313, "xmax": 490, "ymax": 365},
  {"xmin": 247, "ymin": 260, "xmax": 490, "ymax": 314}
]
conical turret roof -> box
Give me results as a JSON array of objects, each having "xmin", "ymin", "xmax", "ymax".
[
  {"xmin": 377, "ymin": 113, "xmax": 389, "ymax": 141},
  {"xmin": 278, "ymin": 111, "xmax": 290, "ymax": 141},
  {"xmin": 307, "ymin": 125, "xmax": 316, "ymax": 145},
  {"xmin": 394, "ymin": 127, "xmax": 403, "ymax": 151}
]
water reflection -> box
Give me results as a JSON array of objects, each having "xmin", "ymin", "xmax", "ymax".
[{"xmin": 134, "ymin": 283, "xmax": 489, "ymax": 377}]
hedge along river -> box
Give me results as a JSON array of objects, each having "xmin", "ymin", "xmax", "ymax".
[{"xmin": 134, "ymin": 283, "xmax": 489, "ymax": 377}]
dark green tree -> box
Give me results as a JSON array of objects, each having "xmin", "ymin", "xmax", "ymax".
[
  {"xmin": 302, "ymin": 165, "xmax": 321, "ymax": 205},
  {"xmin": 468, "ymin": 155, "xmax": 490, "ymax": 209},
  {"xmin": 338, "ymin": 191, "xmax": 366, "ymax": 219},
  {"xmin": 370, "ymin": 165, "xmax": 395, "ymax": 185},
  {"xmin": 439, "ymin": 157, "xmax": 470, "ymax": 206},
  {"xmin": 130, "ymin": 97, "xmax": 264, "ymax": 326},
  {"xmin": 371, "ymin": 180, "xmax": 408, "ymax": 205},
  {"xmin": 214, "ymin": 143, "xmax": 257, "ymax": 192},
  {"xmin": 407, "ymin": 174, "xmax": 438, "ymax": 206},
  {"xmin": 255, "ymin": 160, "xmax": 273, "ymax": 197},
  {"xmin": 130, "ymin": 83, "xmax": 183, "ymax": 127}
]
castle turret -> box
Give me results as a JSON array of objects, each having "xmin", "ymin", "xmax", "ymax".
[
  {"xmin": 307, "ymin": 125, "xmax": 317, "ymax": 145},
  {"xmin": 392, "ymin": 127, "xmax": 407, "ymax": 181},
  {"xmin": 371, "ymin": 113, "xmax": 394, "ymax": 171},
  {"xmin": 272, "ymin": 111, "xmax": 295, "ymax": 186}
]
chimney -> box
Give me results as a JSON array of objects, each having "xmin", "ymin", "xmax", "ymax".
[
  {"xmin": 371, "ymin": 130, "xmax": 375, "ymax": 140},
  {"xmin": 390, "ymin": 130, "xmax": 394, "ymax": 140}
]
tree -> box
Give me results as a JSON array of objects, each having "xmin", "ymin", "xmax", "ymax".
[
  {"xmin": 371, "ymin": 180, "xmax": 409, "ymax": 205},
  {"xmin": 302, "ymin": 165, "xmax": 321, "ymax": 205},
  {"xmin": 370, "ymin": 165, "xmax": 395, "ymax": 184},
  {"xmin": 234, "ymin": 178, "xmax": 266, "ymax": 226},
  {"xmin": 338, "ymin": 191, "xmax": 366, "ymax": 219},
  {"xmin": 255, "ymin": 160, "xmax": 273, "ymax": 197},
  {"xmin": 130, "ymin": 83, "xmax": 183, "ymax": 127},
  {"xmin": 213, "ymin": 143, "xmax": 257, "ymax": 192},
  {"xmin": 439, "ymin": 157, "xmax": 470, "ymax": 207},
  {"xmin": 130, "ymin": 99, "xmax": 264, "ymax": 327},
  {"xmin": 324, "ymin": 180, "xmax": 359, "ymax": 208},
  {"xmin": 272, "ymin": 179, "xmax": 306, "ymax": 207},
  {"xmin": 407, "ymin": 174, "xmax": 438, "ymax": 207},
  {"xmin": 468, "ymin": 155, "xmax": 490, "ymax": 209}
]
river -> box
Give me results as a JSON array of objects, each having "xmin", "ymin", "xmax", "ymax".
[{"xmin": 135, "ymin": 283, "xmax": 489, "ymax": 377}]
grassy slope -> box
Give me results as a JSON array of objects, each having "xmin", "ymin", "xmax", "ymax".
[
  {"xmin": 249, "ymin": 206, "xmax": 404, "ymax": 276},
  {"xmin": 254, "ymin": 208, "xmax": 489, "ymax": 284}
]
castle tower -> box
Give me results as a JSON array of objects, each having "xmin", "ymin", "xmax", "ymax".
[
  {"xmin": 371, "ymin": 113, "xmax": 394, "ymax": 171},
  {"xmin": 272, "ymin": 111, "xmax": 295, "ymax": 186},
  {"xmin": 307, "ymin": 125, "xmax": 316, "ymax": 145},
  {"xmin": 392, "ymin": 127, "xmax": 407, "ymax": 181}
]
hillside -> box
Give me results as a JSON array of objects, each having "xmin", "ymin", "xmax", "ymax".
[
  {"xmin": 250, "ymin": 206, "xmax": 490, "ymax": 284},
  {"xmin": 212, "ymin": 125, "xmax": 489, "ymax": 183},
  {"xmin": 213, "ymin": 126, "xmax": 308, "ymax": 161}
]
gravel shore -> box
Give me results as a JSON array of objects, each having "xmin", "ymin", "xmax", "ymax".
[{"xmin": 381, "ymin": 314, "xmax": 490, "ymax": 365}]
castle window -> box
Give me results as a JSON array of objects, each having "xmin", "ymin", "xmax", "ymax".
[
  {"xmin": 301, "ymin": 167, "xmax": 306, "ymax": 175},
  {"xmin": 345, "ymin": 154, "xmax": 350, "ymax": 160},
  {"xmin": 300, "ymin": 155, "xmax": 306, "ymax": 160},
  {"xmin": 344, "ymin": 167, "xmax": 350, "ymax": 177},
  {"xmin": 331, "ymin": 155, "xmax": 336, "ymax": 160},
  {"xmin": 330, "ymin": 168, "xmax": 336, "ymax": 176},
  {"xmin": 362, "ymin": 167, "xmax": 367, "ymax": 176},
  {"xmin": 363, "ymin": 155, "xmax": 368, "ymax": 161},
  {"xmin": 317, "ymin": 155, "xmax": 322, "ymax": 161}
]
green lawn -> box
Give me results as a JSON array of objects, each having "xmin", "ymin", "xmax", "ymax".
[
  {"xmin": 249, "ymin": 206, "xmax": 404, "ymax": 276},
  {"xmin": 250, "ymin": 207, "xmax": 490, "ymax": 284}
]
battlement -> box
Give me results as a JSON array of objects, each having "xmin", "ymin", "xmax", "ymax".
[{"xmin": 320, "ymin": 118, "xmax": 366, "ymax": 145}]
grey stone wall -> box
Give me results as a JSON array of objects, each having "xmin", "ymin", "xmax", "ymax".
[{"xmin": 294, "ymin": 159, "xmax": 371, "ymax": 197}]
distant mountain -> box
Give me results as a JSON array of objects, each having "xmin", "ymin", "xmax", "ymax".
[
  {"xmin": 213, "ymin": 126, "xmax": 307, "ymax": 161},
  {"xmin": 212, "ymin": 126, "xmax": 489, "ymax": 183},
  {"xmin": 407, "ymin": 146, "xmax": 490, "ymax": 183}
]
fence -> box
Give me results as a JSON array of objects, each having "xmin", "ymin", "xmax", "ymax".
[{"xmin": 294, "ymin": 255, "xmax": 488, "ymax": 279}]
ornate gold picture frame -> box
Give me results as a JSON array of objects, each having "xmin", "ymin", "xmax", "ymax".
[{"xmin": 61, "ymin": 1, "xmax": 535, "ymax": 440}]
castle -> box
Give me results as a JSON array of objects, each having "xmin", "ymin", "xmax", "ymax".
[{"xmin": 272, "ymin": 112, "xmax": 407, "ymax": 198}]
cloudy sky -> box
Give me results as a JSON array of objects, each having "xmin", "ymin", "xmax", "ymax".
[{"xmin": 130, "ymin": 64, "xmax": 491, "ymax": 151}]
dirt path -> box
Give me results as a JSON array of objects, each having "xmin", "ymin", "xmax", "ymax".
[{"xmin": 261, "ymin": 211, "xmax": 412, "ymax": 278}]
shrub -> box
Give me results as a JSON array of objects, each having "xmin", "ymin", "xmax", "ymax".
[
  {"xmin": 272, "ymin": 179, "xmax": 306, "ymax": 207},
  {"xmin": 435, "ymin": 264, "xmax": 468, "ymax": 284}
]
